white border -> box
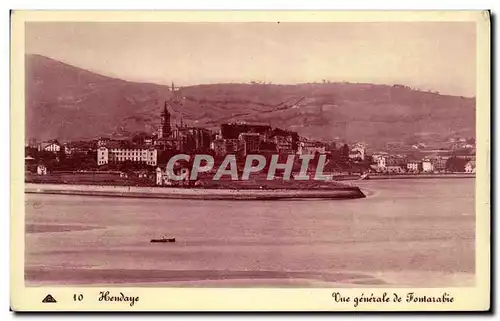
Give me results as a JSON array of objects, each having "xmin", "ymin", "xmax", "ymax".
[{"xmin": 3, "ymin": 1, "xmax": 496, "ymax": 320}]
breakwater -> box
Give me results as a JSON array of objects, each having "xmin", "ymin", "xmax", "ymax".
[{"xmin": 25, "ymin": 183, "xmax": 366, "ymax": 200}]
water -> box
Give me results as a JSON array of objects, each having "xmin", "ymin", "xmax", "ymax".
[{"xmin": 25, "ymin": 178, "xmax": 475, "ymax": 287}]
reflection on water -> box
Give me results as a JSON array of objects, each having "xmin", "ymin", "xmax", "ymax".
[{"xmin": 25, "ymin": 179, "xmax": 475, "ymax": 287}]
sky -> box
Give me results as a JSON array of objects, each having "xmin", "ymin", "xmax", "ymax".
[{"xmin": 26, "ymin": 22, "xmax": 476, "ymax": 97}]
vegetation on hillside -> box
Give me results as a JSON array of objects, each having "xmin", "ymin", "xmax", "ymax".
[{"xmin": 26, "ymin": 54, "xmax": 475, "ymax": 148}]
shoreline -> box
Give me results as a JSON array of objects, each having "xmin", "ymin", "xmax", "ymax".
[
  {"xmin": 25, "ymin": 183, "xmax": 366, "ymax": 200},
  {"xmin": 353, "ymin": 173, "xmax": 475, "ymax": 180}
]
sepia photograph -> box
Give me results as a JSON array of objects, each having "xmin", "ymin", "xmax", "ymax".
[{"xmin": 10, "ymin": 10, "xmax": 490, "ymax": 311}]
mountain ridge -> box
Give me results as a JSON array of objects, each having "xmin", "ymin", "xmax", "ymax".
[{"xmin": 25, "ymin": 54, "xmax": 475, "ymax": 148}]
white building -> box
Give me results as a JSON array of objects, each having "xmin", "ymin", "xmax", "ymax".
[
  {"xmin": 371, "ymin": 152, "xmax": 388, "ymax": 163},
  {"xmin": 465, "ymin": 160, "xmax": 476, "ymax": 173},
  {"xmin": 156, "ymin": 167, "xmax": 174, "ymax": 186},
  {"xmin": 97, "ymin": 137, "xmax": 112, "ymax": 147},
  {"xmin": 407, "ymin": 161, "xmax": 421, "ymax": 172},
  {"xmin": 97, "ymin": 147, "xmax": 108, "ymax": 166},
  {"xmin": 97, "ymin": 147, "xmax": 158, "ymax": 166},
  {"xmin": 36, "ymin": 164, "xmax": 47, "ymax": 175},
  {"xmin": 349, "ymin": 143, "xmax": 366, "ymax": 161},
  {"xmin": 297, "ymin": 141, "xmax": 326, "ymax": 155},
  {"xmin": 377, "ymin": 155, "xmax": 410, "ymax": 173},
  {"xmin": 38, "ymin": 140, "xmax": 61, "ymax": 153},
  {"xmin": 376, "ymin": 156, "xmax": 387, "ymax": 171},
  {"xmin": 156, "ymin": 167, "xmax": 191, "ymax": 186},
  {"xmin": 422, "ymin": 158, "xmax": 434, "ymax": 173}
]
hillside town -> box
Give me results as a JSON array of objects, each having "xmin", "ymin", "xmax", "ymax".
[{"xmin": 25, "ymin": 84, "xmax": 476, "ymax": 186}]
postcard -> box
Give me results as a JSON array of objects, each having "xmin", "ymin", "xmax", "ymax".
[{"xmin": 10, "ymin": 10, "xmax": 490, "ymax": 311}]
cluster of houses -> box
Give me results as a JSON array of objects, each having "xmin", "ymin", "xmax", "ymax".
[
  {"xmin": 210, "ymin": 122, "xmax": 330, "ymax": 158},
  {"xmin": 27, "ymin": 138, "xmax": 94, "ymax": 155},
  {"xmin": 371, "ymin": 152, "xmax": 476, "ymax": 174},
  {"xmin": 26, "ymin": 125, "xmax": 335, "ymax": 177},
  {"xmin": 27, "ymin": 135, "xmax": 477, "ymax": 176},
  {"xmin": 26, "ymin": 93, "xmax": 476, "ymax": 177}
]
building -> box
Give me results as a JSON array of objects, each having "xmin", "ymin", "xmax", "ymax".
[
  {"xmin": 97, "ymin": 147, "xmax": 108, "ymax": 165},
  {"xmin": 273, "ymin": 134, "xmax": 294, "ymax": 154},
  {"xmin": 297, "ymin": 141, "xmax": 326, "ymax": 155},
  {"xmin": 212, "ymin": 138, "xmax": 246, "ymax": 157},
  {"xmin": 377, "ymin": 155, "xmax": 407, "ymax": 172},
  {"xmin": 225, "ymin": 139, "xmax": 246, "ymax": 156},
  {"xmin": 156, "ymin": 167, "xmax": 165, "ymax": 185},
  {"xmin": 97, "ymin": 137, "xmax": 111, "ymax": 147},
  {"xmin": 156, "ymin": 166, "xmax": 191, "ymax": 186},
  {"xmin": 36, "ymin": 164, "xmax": 47, "ymax": 175},
  {"xmin": 269, "ymin": 129, "xmax": 298, "ymax": 154},
  {"xmin": 371, "ymin": 152, "xmax": 389, "ymax": 163},
  {"xmin": 239, "ymin": 132, "xmax": 260, "ymax": 153},
  {"xmin": 465, "ymin": 160, "xmax": 476, "ymax": 173},
  {"xmin": 158, "ymin": 101, "xmax": 172, "ymax": 139},
  {"xmin": 386, "ymin": 165, "xmax": 405, "ymax": 174},
  {"xmin": 184, "ymin": 127, "xmax": 212, "ymax": 152},
  {"xmin": 349, "ymin": 143, "xmax": 366, "ymax": 161},
  {"xmin": 376, "ymin": 156, "xmax": 387, "ymax": 171},
  {"xmin": 97, "ymin": 145, "xmax": 158, "ymax": 166},
  {"xmin": 144, "ymin": 138, "xmax": 153, "ymax": 146},
  {"xmin": 220, "ymin": 123, "xmax": 271, "ymax": 141},
  {"xmin": 166, "ymin": 126, "xmax": 212, "ymax": 153},
  {"xmin": 432, "ymin": 157, "xmax": 448, "ymax": 173},
  {"xmin": 156, "ymin": 167, "xmax": 174, "ymax": 186},
  {"xmin": 155, "ymin": 100, "xmax": 176, "ymax": 149},
  {"xmin": 212, "ymin": 139, "xmax": 227, "ymax": 157},
  {"xmin": 38, "ymin": 140, "xmax": 61, "ymax": 153},
  {"xmin": 422, "ymin": 158, "xmax": 434, "ymax": 173},
  {"xmin": 406, "ymin": 160, "xmax": 422, "ymax": 172},
  {"xmin": 64, "ymin": 141, "xmax": 95, "ymax": 156},
  {"xmin": 154, "ymin": 97, "xmax": 213, "ymax": 153}
]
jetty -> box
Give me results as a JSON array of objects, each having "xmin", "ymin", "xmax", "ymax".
[{"xmin": 25, "ymin": 183, "xmax": 365, "ymax": 200}]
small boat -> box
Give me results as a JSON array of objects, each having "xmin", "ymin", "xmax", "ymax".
[{"xmin": 151, "ymin": 236, "xmax": 176, "ymax": 243}]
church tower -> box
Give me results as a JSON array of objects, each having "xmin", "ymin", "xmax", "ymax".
[{"xmin": 161, "ymin": 101, "xmax": 172, "ymax": 138}]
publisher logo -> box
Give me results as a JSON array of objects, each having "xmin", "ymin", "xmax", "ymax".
[{"xmin": 42, "ymin": 294, "xmax": 57, "ymax": 303}]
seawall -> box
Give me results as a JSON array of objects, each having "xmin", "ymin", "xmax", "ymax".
[
  {"xmin": 25, "ymin": 183, "xmax": 366, "ymax": 200},
  {"xmin": 360, "ymin": 173, "xmax": 475, "ymax": 180}
]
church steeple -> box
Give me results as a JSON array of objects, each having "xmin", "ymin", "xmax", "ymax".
[
  {"xmin": 163, "ymin": 100, "xmax": 169, "ymax": 115},
  {"xmin": 161, "ymin": 100, "xmax": 171, "ymax": 138}
]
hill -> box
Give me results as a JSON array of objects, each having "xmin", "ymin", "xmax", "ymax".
[{"xmin": 25, "ymin": 54, "xmax": 475, "ymax": 148}]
